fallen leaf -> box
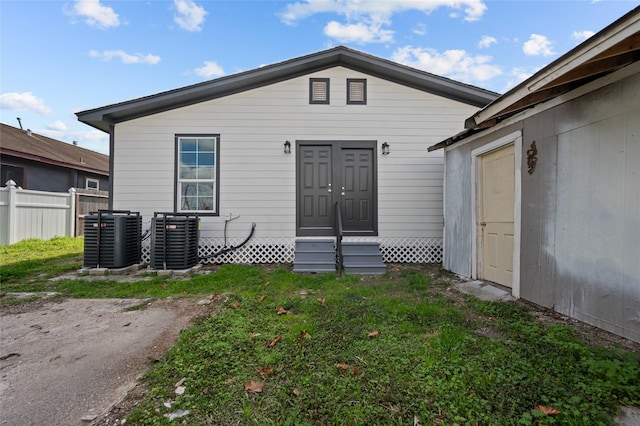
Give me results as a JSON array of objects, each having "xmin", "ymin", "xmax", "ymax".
[
  {"xmin": 244, "ymin": 380, "xmax": 263, "ymax": 393},
  {"xmin": 174, "ymin": 377, "xmax": 186, "ymax": 388},
  {"xmin": 228, "ymin": 301, "xmax": 241, "ymax": 309},
  {"xmin": 293, "ymin": 388, "xmax": 302, "ymax": 396},
  {"xmin": 258, "ymin": 295, "xmax": 266, "ymax": 302},
  {"xmin": 267, "ymin": 335, "xmax": 282, "ymax": 347},
  {"xmin": 368, "ymin": 330, "xmax": 380, "ymax": 338},
  {"xmin": 161, "ymin": 283, "xmax": 167, "ymax": 289},
  {"xmin": 299, "ymin": 330, "xmax": 308, "ymax": 340},
  {"xmin": 335, "ymin": 363, "xmax": 350, "ymax": 372},
  {"xmin": 212, "ymin": 294, "xmax": 221, "ymax": 301},
  {"xmin": 276, "ymin": 306, "xmax": 288, "ymax": 315},
  {"xmin": 258, "ymin": 366, "xmax": 274, "ymax": 379},
  {"xmin": 317, "ymin": 298, "xmax": 326, "ymax": 304},
  {"xmin": 264, "ymin": 281, "xmax": 270, "ymax": 287},
  {"xmin": 175, "ymin": 385, "xmax": 186, "ymax": 395},
  {"xmin": 352, "ymin": 368, "xmax": 361, "ymax": 376},
  {"xmin": 535, "ymin": 406, "xmax": 560, "ymax": 415}
]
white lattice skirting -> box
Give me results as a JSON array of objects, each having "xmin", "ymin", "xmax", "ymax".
[{"xmin": 140, "ymin": 237, "xmax": 443, "ymax": 265}]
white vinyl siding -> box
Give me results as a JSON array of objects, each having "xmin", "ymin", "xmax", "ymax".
[{"xmin": 112, "ymin": 67, "xmax": 478, "ymax": 240}]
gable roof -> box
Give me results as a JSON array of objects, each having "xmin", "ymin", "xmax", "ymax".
[
  {"xmin": 0, "ymin": 123, "xmax": 109, "ymax": 176},
  {"xmin": 429, "ymin": 6, "xmax": 640, "ymax": 151},
  {"xmin": 76, "ymin": 46, "xmax": 499, "ymax": 133}
]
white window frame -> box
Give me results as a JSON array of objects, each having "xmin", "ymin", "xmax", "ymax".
[
  {"xmin": 85, "ymin": 177, "xmax": 99, "ymax": 190},
  {"xmin": 175, "ymin": 135, "xmax": 220, "ymax": 215}
]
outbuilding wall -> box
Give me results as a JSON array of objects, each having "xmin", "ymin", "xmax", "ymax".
[
  {"xmin": 443, "ymin": 68, "xmax": 640, "ymax": 342},
  {"xmin": 520, "ymin": 71, "xmax": 639, "ymax": 342}
]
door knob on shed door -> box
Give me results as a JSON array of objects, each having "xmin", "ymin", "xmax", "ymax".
[
  {"xmin": 328, "ymin": 183, "xmax": 332, "ymax": 193},
  {"xmin": 480, "ymin": 221, "xmax": 487, "ymax": 227}
]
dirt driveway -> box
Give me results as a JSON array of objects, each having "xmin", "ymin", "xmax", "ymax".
[{"xmin": 0, "ymin": 296, "xmax": 212, "ymax": 426}]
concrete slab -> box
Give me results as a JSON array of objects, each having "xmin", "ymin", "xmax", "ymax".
[
  {"xmin": 615, "ymin": 406, "xmax": 640, "ymax": 426},
  {"xmin": 453, "ymin": 280, "xmax": 516, "ymax": 302}
]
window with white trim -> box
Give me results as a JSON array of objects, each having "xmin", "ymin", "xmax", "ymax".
[
  {"xmin": 176, "ymin": 135, "xmax": 219, "ymax": 214},
  {"xmin": 309, "ymin": 78, "xmax": 330, "ymax": 104},
  {"xmin": 85, "ymin": 177, "xmax": 99, "ymax": 190},
  {"xmin": 347, "ymin": 79, "xmax": 366, "ymax": 105}
]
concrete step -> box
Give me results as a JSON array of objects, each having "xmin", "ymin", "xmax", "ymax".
[
  {"xmin": 344, "ymin": 264, "xmax": 387, "ymax": 275},
  {"xmin": 293, "ymin": 239, "xmax": 337, "ymax": 273},
  {"xmin": 340, "ymin": 241, "xmax": 386, "ymax": 275}
]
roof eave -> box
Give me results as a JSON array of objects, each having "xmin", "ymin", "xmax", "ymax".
[
  {"xmin": 465, "ymin": 7, "xmax": 640, "ymax": 130},
  {"xmin": 0, "ymin": 148, "xmax": 109, "ymax": 176},
  {"xmin": 77, "ymin": 46, "xmax": 498, "ymax": 133}
]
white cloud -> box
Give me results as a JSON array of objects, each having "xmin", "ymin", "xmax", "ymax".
[
  {"xmin": 71, "ymin": 129, "xmax": 110, "ymax": 154},
  {"xmin": 47, "ymin": 120, "xmax": 67, "ymax": 132},
  {"xmin": 281, "ymin": 0, "xmax": 486, "ymax": 24},
  {"xmin": 501, "ymin": 66, "xmax": 542, "ymax": 92},
  {"xmin": 478, "ymin": 35, "xmax": 497, "ymax": 48},
  {"xmin": 194, "ymin": 61, "xmax": 225, "ymax": 78},
  {"xmin": 413, "ymin": 23, "xmax": 427, "ymax": 36},
  {"xmin": 174, "ymin": 0, "xmax": 208, "ymax": 32},
  {"xmin": 89, "ymin": 50, "xmax": 161, "ymax": 64},
  {"xmin": 38, "ymin": 125, "xmax": 109, "ymax": 154},
  {"xmin": 523, "ymin": 34, "xmax": 555, "ymax": 56},
  {"xmin": 572, "ymin": 30, "xmax": 595, "ymax": 42},
  {"xmin": 280, "ymin": 0, "xmax": 486, "ymax": 44},
  {"xmin": 392, "ymin": 46, "xmax": 502, "ymax": 84},
  {"xmin": 324, "ymin": 21, "xmax": 393, "ymax": 44},
  {"xmin": 72, "ymin": 0, "xmax": 119, "ymax": 29},
  {"xmin": 0, "ymin": 92, "xmax": 52, "ymax": 115}
]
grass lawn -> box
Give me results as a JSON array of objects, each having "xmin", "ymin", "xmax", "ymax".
[{"xmin": 1, "ymin": 238, "xmax": 639, "ymax": 425}]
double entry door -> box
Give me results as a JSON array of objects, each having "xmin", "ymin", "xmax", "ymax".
[{"xmin": 296, "ymin": 141, "xmax": 377, "ymax": 236}]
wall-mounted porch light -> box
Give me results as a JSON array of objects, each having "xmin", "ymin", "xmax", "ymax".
[
  {"xmin": 381, "ymin": 142, "xmax": 390, "ymax": 155},
  {"xmin": 284, "ymin": 140, "xmax": 291, "ymax": 154}
]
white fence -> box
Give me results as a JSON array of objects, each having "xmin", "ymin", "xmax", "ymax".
[{"xmin": 0, "ymin": 180, "xmax": 76, "ymax": 245}]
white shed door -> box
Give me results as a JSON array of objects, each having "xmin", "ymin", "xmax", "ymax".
[{"xmin": 480, "ymin": 144, "xmax": 515, "ymax": 288}]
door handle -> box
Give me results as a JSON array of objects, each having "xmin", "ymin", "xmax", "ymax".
[
  {"xmin": 328, "ymin": 183, "xmax": 332, "ymax": 193},
  {"xmin": 480, "ymin": 221, "xmax": 487, "ymax": 227},
  {"xmin": 341, "ymin": 186, "xmax": 345, "ymax": 196}
]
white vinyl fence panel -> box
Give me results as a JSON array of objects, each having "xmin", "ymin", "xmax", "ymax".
[{"xmin": 0, "ymin": 180, "xmax": 76, "ymax": 245}]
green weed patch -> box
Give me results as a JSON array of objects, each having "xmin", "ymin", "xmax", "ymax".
[
  {"xmin": 1, "ymin": 239, "xmax": 637, "ymax": 424},
  {"xmin": 126, "ymin": 268, "xmax": 639, "ymax": 425},
  {"xmin": 0, "ymin": 237, "xmax": 83, "ymax": 294}
]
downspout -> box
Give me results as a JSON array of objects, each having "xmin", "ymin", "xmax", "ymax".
[{"xmin": 108, "ymin": 124, "xmax": 115, "ymax": 210}]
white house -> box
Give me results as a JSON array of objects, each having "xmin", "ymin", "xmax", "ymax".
[
  {"xmin": 429, "ymin": 8, "xmax": 640, "ymax": 342},
  {"xmin": 77, "ymin": 46, "xmax": 497, "ymax": 272}
]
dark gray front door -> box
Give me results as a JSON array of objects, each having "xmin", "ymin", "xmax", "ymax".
[{"xmin": 296, "ymin": 141, "xmax": 376, "ymax": 236}]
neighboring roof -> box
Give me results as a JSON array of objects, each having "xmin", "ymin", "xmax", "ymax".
[
  {"xmin": 429, "ymin": 6, "xmax": 640, "ymax": 151},
  {"xmin": 76, "ymin": 46, "xmax": 499, "ymax": 133},
  {"xmin": 0, "ymin": 123, "xmax": 109, "ymax": 176}
]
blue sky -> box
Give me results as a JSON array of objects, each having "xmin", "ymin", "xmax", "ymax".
[{"xmin": 1, "ymin": 0, "xmax": 636, "ymax": 154}]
